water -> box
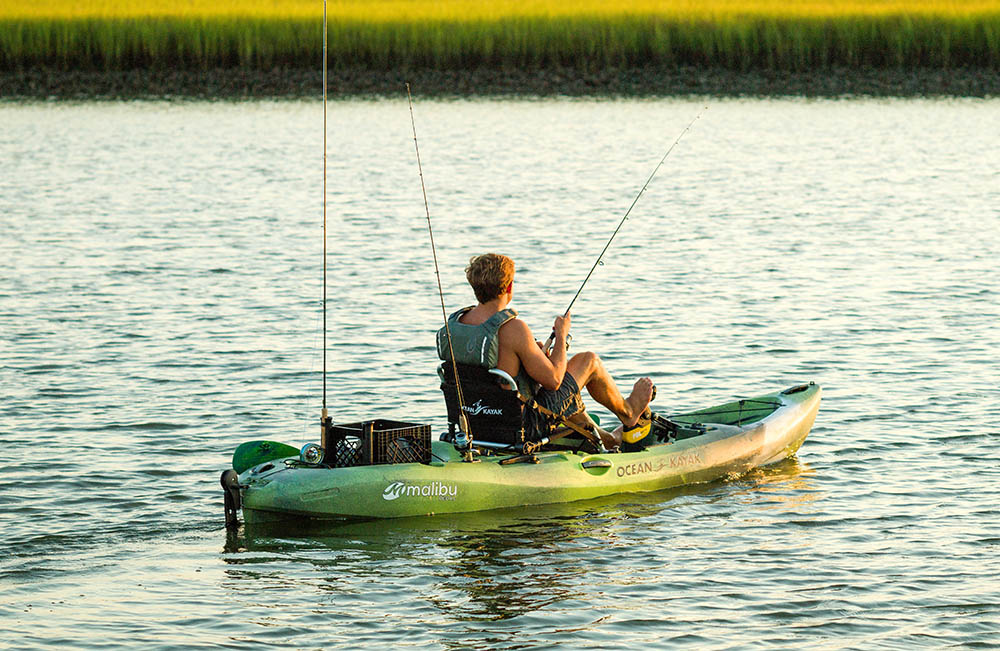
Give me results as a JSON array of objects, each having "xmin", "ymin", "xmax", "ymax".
[{"xmin": 2, "ymin": 96, "xmax": 999, "ymax": 649}]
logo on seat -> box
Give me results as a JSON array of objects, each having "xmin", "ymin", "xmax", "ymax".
[{"xmin": 461, "ymin": 399, "xmax": 504, "ymax": 416}]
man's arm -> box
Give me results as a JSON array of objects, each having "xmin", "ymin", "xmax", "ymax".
[{"xmin": 499, "ymin": 316, "xmax": 570, "ymax": 391}]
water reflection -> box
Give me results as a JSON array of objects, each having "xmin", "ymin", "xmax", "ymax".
[
  {"xmin": 728, "ymin": 458, "xmax": 821, "ymax": 508},
  {"xmin": 221, "ymin": 458, "xmax": 814, "ymax": 620},
  {"xmin": 6, "ymin": 95, "xmax": 1000, "ymax": 647}
]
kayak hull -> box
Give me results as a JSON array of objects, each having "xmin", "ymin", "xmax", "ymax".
[{"xmin": 238, "ymin": 383, "xmax": 820, "ymax": 524}]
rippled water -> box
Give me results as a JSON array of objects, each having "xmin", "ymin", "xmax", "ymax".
[{"xmin": 2, "ymin": 97, "xmax": 999, "ymax": 648}]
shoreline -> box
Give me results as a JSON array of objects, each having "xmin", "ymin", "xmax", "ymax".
[{"xmin": 3, "ymin": 66, "xmax": 999, "ymax": 100}]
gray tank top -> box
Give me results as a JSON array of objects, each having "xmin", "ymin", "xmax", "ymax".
[{"xmin": 437, "ymin": 306, "xmax": 535, "ymax": 400}]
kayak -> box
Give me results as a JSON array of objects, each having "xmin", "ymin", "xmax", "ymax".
[{"xmin": 224, "ymin": 382, "xmax": 820, "ymax": 524}]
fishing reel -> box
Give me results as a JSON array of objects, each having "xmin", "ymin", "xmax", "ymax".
[
  {"xmin": 299, "ymin": 442, "xmax": 325, "ymax": 465},
  {"xmin": 453, "ymin": 416, "xmax": 480, "ymax": 463},
  {"xmin": 543, "ymin": 331, "xmax": 572, "ymax": 356}
]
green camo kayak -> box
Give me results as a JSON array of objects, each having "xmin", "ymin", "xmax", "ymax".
[{"xmin": 228, "ymin": 382, "xmax": 820, "ymax": 524}]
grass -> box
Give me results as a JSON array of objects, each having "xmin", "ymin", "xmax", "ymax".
[{"xmin": 2, "ymin": 0, "xmax": 999, "ymax": 71}]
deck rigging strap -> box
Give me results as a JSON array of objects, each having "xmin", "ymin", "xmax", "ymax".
[
  {"xmin": 669, "ymin": 399, "xmax": 782, "ymax": 418},
  {"xmin": 406, "ymin": 84, "xmax": 470, "ymax": 437},
  {"xmin": 668, "ymin": 399, "xmax": 782, "ymax": 427}
]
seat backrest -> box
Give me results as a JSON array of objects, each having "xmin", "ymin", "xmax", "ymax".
[{"xmin": 438, "ymin": 363, "xmax": 526, "ymax": 445}]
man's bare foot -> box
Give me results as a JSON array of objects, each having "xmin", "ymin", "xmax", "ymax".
[{"xmin": 622, "ymin": 377, "xmax": 655, "ymax": 428}]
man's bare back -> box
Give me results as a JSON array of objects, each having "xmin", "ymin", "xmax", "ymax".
[{"xmin": 456, "ymin": 255, "xmax": 654, "ymax": 433}]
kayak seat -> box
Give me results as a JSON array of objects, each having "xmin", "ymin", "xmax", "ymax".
[
  {"xmin": 438, "ymin": 363, "xmax": 605, "ymax": 451},
  {"xmin": 438, "ymin": 362, "xmax": 530, "ymax": 446}
]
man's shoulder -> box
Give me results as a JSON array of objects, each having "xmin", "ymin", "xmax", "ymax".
[{"xmin": 498, "ymin": 316, "xmax": 532, "ymax": 341}]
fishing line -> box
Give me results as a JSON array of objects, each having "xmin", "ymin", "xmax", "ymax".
[
  {"xmin": 406, "ymin": 84, "xmax": 470, "ymax": 436},
  {"xmin": 565, "ymin": 106, "xmax": 707, "ymax": 315},
  {"xmin": 543, "ymin": 106, "xmax": 707, "ymax": 352}
]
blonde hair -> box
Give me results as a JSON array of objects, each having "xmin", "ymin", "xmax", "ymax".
[{"xmin": 465, "ymin": 253, "xmax": 515, "ymax": 303}]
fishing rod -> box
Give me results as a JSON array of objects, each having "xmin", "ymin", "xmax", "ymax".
[
  {"xmin": 543, "ymin": 106, "xmax": 707, "ymax": 352},
  {"xmin": 320, "ymin": 0, "xmax": 330, "ymax": 434},
  {"xmin": 405, "ymin": 84, "xmax": 471, "ymax": 441}
]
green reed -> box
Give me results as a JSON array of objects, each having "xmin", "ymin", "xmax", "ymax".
[{"xmin": 2, "ymin": 13, "xmax": 998, "ymax": 71}]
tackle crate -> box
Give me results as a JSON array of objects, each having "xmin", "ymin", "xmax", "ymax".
[{"xmin": 322, "ymin": 419, "xmax": 432, "ymax": 467}]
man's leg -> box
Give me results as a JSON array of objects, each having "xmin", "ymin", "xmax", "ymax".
[{"xmin": 565, "ymin": 351, "xmax": 654, "ymax": 428}]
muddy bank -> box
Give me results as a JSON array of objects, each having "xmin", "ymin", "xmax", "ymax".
[{"xmin": 2, "ymin": 65, "xmax": 998, "ymax": 99}]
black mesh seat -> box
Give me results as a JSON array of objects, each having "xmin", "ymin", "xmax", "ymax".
[
  {"xmin": 438, "ymin": 363, "xmax": 605, "ymax": 451},
  {"xmin": 438, "ymin": 363, "xmax": 529, "ymax": 446}
]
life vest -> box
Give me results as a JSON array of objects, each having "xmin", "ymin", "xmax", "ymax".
[{"xmin": 437, "ymin": 306, "xmax": 535, "ymax": 400}]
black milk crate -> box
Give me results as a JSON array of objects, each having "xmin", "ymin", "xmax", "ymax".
[{"xmin": 323, "ymin": 419, "xmax": 431, "ymax": 467}]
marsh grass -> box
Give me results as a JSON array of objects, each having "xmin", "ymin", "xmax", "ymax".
[{"xmin": 3, "ymin": 1, "xmax": 999, "ymax": 70}]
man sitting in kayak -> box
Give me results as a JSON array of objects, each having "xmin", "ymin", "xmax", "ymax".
[{"xmin": 437, "ymin": 252, "xmax": 655, "ymax": 448}]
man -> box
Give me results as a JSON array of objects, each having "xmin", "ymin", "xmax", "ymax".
[{"xmin": 437, "ymin": 253, "xmax": 654, "ymax": 448}]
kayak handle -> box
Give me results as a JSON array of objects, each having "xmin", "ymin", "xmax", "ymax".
[{"xmin": 781, "ymin": 382, "xmax": 814, "ymax": 395}]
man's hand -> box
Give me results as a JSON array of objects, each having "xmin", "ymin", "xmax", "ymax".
[{"xmin": 553, "ymin": 312, "xmax": 571, "ymax": 342}]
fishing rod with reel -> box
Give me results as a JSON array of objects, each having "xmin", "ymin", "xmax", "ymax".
[
  {"xmin": 542, "ymin": 106, "xmax": 707, "ymax": 354},
  {"xmin": 224, "ymin": 0, "xmax": 334, "ymax": 526},
  {"xmin": 402, "ymin": 97, "xmax": 705, "ymax": 463},
  {"xmin": 406, "ymin": 84, "xmax": 476, "ymax": 462},
  {"xmin": 319, "ymin": 0, "xmax": 330, "ymax": 444}
]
